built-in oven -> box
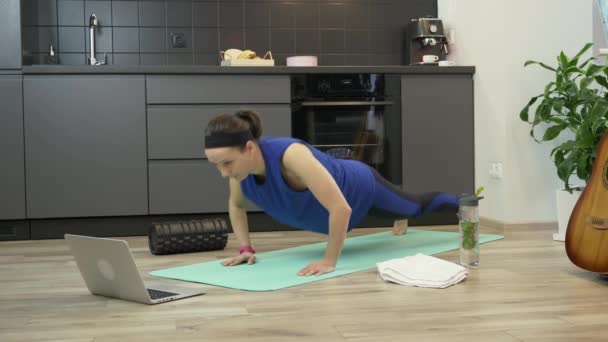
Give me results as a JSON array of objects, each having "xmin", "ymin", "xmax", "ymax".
[{"xmin": 291, "ymin": 74, "xmax": 402, "ymax": 185}]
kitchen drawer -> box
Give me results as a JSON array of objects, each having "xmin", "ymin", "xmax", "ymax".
[
  {"xmin": 147, "ymin": 104, "xmax": 291, "ymax": 159},
  {"xmin": 146, "ymin": 75, "xmax": 290, "ymax": 104},
  {"xmin": 148, "ymin": 160, "xmax": 260, "ymax": 214}
]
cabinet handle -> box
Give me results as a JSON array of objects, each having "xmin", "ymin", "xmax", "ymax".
[{"xmin": 299, "ymin": 101, "xmax": 394, "ymax": 107}]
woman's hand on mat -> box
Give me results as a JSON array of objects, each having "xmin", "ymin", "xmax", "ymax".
[
  {"xmin": 297, "ymin": 260, "xmax": 336, "ymax": 276},
  {"xmin": 221, "ymin": 252, "xmax": 256, "ymax": 266}
]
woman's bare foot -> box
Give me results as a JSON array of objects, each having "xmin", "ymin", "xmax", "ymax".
[{"xmin": 392, "ymin": 219, "xmax": 408, "ymax": 235}]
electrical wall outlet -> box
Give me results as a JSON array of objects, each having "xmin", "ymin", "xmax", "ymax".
[
  {"xmin": 489, "ymin": 162, "xmax": 503, "ymax": 179},
  {"xmin": 171, "ymin": 33, "xmax": 186, "ymax": 48}
]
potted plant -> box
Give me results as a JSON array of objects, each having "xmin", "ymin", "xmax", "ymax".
[{"xmin": 520, "ymin": 42, "xmax": 608, "ymax": 241}]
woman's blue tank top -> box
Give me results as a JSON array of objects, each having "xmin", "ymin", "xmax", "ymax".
[{"xmin": 240, "ymin": 137, "xmax": 375, "ymax": 235}]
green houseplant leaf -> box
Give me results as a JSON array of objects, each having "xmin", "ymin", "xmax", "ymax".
[{"xmin": 521, "ymin": 43, "xmax": 608, "ymax": 193}]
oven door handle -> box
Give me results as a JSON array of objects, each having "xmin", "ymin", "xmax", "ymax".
[{"xmin": 299, "ymin": 101, "xmax": 394, "ymax": 107}]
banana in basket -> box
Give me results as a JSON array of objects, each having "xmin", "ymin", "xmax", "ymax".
[{"xmin": 220, "ymin": 49, "xmax": 274, "ymax": 66}]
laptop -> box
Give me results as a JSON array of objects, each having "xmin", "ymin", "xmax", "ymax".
[{"xmin": 65, "ymin": 234, "xmax": 205, "ymax": 305}]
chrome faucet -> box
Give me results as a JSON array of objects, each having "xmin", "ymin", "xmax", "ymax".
[{"xmin": 88, "ymin": 14, "xmax": 106, "ymax": 65}]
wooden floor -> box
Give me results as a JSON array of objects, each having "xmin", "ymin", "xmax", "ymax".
[{"xmin": 1, "ymin": 224, "xmax": 607, "ymax": 342}]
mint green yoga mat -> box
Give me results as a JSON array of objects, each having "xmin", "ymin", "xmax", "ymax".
[{"xmin": 149, "ymin": 229, "xmax": 503, "ymax": 291}]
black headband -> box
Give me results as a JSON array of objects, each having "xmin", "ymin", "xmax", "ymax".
[{"xmin": 204, "ymin": 130, "xmax": 254, "ymax": 148}]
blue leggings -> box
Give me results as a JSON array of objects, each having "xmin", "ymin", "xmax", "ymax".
[{"xmin": 367, "ymin": 168, "xmax": 459, "ymax": 220}]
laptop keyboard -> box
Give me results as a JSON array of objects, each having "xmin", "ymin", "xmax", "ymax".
[{"xmin": 147, "ymin": 288, "xmax": 178, "ymax": 300}]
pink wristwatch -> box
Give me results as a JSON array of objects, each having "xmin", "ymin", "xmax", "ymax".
[{"xmin": 239, "ymin": 245, "xmax": 256, "ymax": 254}]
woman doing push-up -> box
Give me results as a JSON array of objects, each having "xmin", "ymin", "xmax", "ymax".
[{"xmin": 204, "ymin": 109, "xmax": 459, "ymax": 276}]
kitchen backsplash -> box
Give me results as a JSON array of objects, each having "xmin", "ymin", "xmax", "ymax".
[{"xmin": 21, "ymin": 0, "xmax": 437, "ymax": 66}]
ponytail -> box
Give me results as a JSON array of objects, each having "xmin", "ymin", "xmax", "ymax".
[{"xmin": 204, "ymin": 109, "xmax": 263, "ymax": 149}]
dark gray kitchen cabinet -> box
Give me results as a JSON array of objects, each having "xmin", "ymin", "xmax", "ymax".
[
  {"xmin": 146, "ymin": 75, "xmax": 291, "ymax": 215},
  {"xmin": 148, "ymin": 159, "xmax": 266, "ymax": 215},
  {"xmin": 0, "ymin": 75, "xmax": 26, "ymax": 219},
  {"xmin": 148, "ymin": 160, "xmax": 228, "ymax": 214},
  {"xmin": 401, "ymin": 74, "xmax": 474, "ymax": 196},
  {"xmin": 147, "ymin": 102, "xmax": 291, "ymax": 214},
  {"xmin": 23, "ymin": 75, "xmax": 148, "ymax": 218},
  {"xmin": 146, "ymin": 75, "xmax": 290, "ymax": 104},
  {"xmin": 0, "ymin": 0, "xmax": 21, "ymax": 69},
  {"xmin": 147, "ymin": 104, "xmax": 292, "ymax": 159}
]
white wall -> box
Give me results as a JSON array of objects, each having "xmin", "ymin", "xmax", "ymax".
[
  {"xmin": 438, "ymin": 0, "xmax": 593, "ymax": 223},
  {"xmin": 593, "ymin": 0, "xmax": 608, "ymax": 59}
]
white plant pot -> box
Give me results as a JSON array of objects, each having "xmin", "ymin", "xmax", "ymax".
[{"xmin": 554, "ymin": 189, "xmax": 583, "ymax": 241}]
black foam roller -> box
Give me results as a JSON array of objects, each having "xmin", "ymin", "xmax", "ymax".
[{"xmin": 148, "ymin": 218, "xmax": 229, "ymax": 255}]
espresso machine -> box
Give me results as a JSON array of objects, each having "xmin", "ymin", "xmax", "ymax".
[{"xmin": 405, "ymin": 17, "xmax": 448, "ymax": 65}]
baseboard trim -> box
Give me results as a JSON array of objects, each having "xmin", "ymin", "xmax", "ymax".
[
  {"xmin": 0, "ymin": 220, "xmax": 30, "ymax": 241},
  {"xmin": 27, "ymin": 213, "xmax": 297, "ymax": 240},
  {"xmin": 2, "ymin": 210, "xmax": 459, "ymax": 240},
  {"xmin": 480, "ymin": 217, "xmax": 558, "ymax": 233},
  {"xmin": 479, "ymin": 217, "xmax": 505, "ymax": 231}
]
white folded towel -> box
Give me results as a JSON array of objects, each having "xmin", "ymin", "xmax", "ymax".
[{"xmin": 377, "ymin": 253, "xmax": 468, "ymax": 289}]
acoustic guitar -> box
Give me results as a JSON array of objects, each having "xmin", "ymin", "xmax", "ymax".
[{"xmin": 566, "ymin": 132, "xmax": 608, "ymax": 273}]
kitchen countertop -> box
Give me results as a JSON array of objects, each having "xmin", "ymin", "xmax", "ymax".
[{"xmin": 21, "ymin": 65, "xmax": 475, "ymax": 75}]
